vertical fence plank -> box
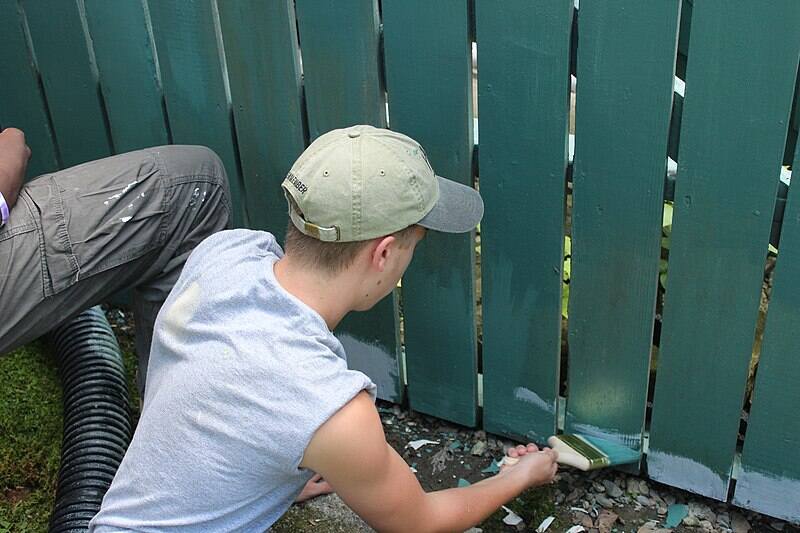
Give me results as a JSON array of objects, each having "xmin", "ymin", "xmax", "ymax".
[
  {"xmin": 476, "ymin": 0, "xmax": 571, "ymax": 442},
  {"xmin": 566, "ymin": 2, "xmax": 679, "ymax": 461},
  {"xmin": 733, "ymin": 141, "xmax": 800, "ymax": 522},
  {"xmin": 0, "ymin": 0, "xmax": 59, "ymax": 177},
  {"xmin": 383, "ymin": 0, "xmax": 477, "ymax": 426},
  {"xmin": 217, "ymin": 0, "xmax": 305, "ymax": 237},
  {"xmin": 21, "ymin": 0, "xmax": 112, "ymax": 168},
  {"xmin": 293, "ymin": 0, "xmax": 402, "ymax": 402},
  {"xmin": 83, "ymin": 0, "xmax": 169, "ymax": 153},
  {"xmin": 648, "ymin": 1, "xmax": 800, "ymax": 500},
  {"xmin": 294, "ymin": 0, "xmax": 385, "ymax": 140},
  {"xmin": 147, "ymin": 0, "xmax": 247, "ymax": 227}
]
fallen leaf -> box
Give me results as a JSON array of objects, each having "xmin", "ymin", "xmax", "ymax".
[{"xmin": 597, "ymin": 510, "xmax": 619, "ymax": 533}]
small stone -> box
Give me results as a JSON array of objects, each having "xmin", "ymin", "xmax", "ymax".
[
  {"xmin": 475, "ymin": 430, "xmax": 486, "ymax": 440},
  {"xmin": 580, "ymin": 514, "xmax": 595, "ymax": 529},
  {"xmin": 700, "ymin": 519, "xmax": 714, "ymax": 531},
  {"xmin": 596, "ymin": 494, "xmax": 615, "ymax": 509},
  {"xmin": 592, "ymin": 481, "xmax": 606, "ymax": 493},
  {"xmin": 582, "ymin": 500, "xmax": 591, "ymax": 510},
  {"xmin": 392, "ymin": 405, "xmax": 402, "ymax": 416},
  {"xmin": 683, "ymin": 516, "xmax": 701, "ymax": 527},
  {"xmin": 657, "ymin": 505, "xmax": 667, "ymax": 516},
  {"xmin": 596, "ymin": 510, "xmax": 618, "ymax": 533},
  {"xmin": 567, "ymin": 488, "xmax": 582, "ymax": 503},
  {"xmin": 627, "ymin": 478, "xmax": 640, "ymax": 495},
  {"xmin": 602, "ymin": 479, "xmax": 624, "ymax": 498},
  {"xmin": 731, "ymin": 512, "xmax": 750, "ymax": 533},
  {"xmin": 636, "ymin": 495, "xmax": 653, "ymax": 507},
  {"xmin": 639, "ymin": 480, "xmax": 650, "ymax": 495},
  {"xmin": 717, "ymin": 512, "xmax": 731, "ymax": 528},
  {"xmin": 664, "ymin": 494, "xmax": 676, "ymax": 506},
  {"xmin": 470, "ymin": 440, "xmax": 487, "ymax": 456},
  {"xmin": 555, "ymin": 491, "xmax": 566, "ymax": 505},
  {"xmin": 689, "ymin": 502, "xmax": 715, "ymax": 522},
  {"xmin": 770, "ymin": 521, "xmax": 785, "ymax": 531}
]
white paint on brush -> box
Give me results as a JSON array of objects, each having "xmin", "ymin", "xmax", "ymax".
[
  {"xmin": 647, "ymin": 449, "xmax": 728, "ymax": 501},
  {"xmin": 733, "ymin": 467, "xmax": 800, "ymax": 523}
]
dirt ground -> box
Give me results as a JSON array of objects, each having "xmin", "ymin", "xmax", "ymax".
[{"xmin": 273, "ymin": 400, "xmax": 800, "ymax": 533}]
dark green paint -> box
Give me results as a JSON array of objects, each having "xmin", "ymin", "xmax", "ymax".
[
  {"xmin": 292, "ymin": 0, "xmax": 401, "ymax": 401},
  {"xmin": 294, "ymin": 0, "xmax": 385, "ymax": 140},
  {"xmin": 21, "ymin": 0, "xmax": 112, "ymax": 167},
  {"xmin": 648, "ymin": 1, "xmax": 800, "ymax": 501},
  {"xmin": 147, "ymin": 0, "xmax": 247, "ymax": 227},
  {"xmin": 217, "ymin": 0, "xmax": 305, "ymax": 237},
  {"xmin": 733, "ymin": 140, "xmax": 800, "ymax": 523},
  {"xmin": 383, "ymin": 0, "xmax": 477, "ymax": 426},
  {"xmin": 476, "ymin": 0, "xmax": 572, "ymax": 442},
  {"xmin": 83, "ymin": 0, "xmax": 169, "ymax": 153},
  {"xmin": 567, "ymin": 2, "xmax": 679, "ymax": 463},
  {"xmin": 0, "ymin": 0, "xmax": 58, "ymax": 177}
]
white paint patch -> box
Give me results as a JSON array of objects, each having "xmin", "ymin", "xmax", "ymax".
[
  {"xmin": 733, "ymin": 467, "xmax": 800, "ymax": 523},
  {"xmin": 161, "ymin": 282, "xmax": 201, "ymax": 335},
  {"xmin": 514, "ymin": 387, "xmax": 555, "ymax": 414},
  {"xmin": 105, "ymin": 180, "xmax": 139, "ymax": 203},
  {"xmin": 337, "ymin": 332, "xmax": 400, "ymax": 401},
  {"xmin": 119, "ymin": 216, "xmax": 132, "ymax": 223},
  {"xmin": 647, "ymin": 449, "xmax": 728, "ymax": 501}
]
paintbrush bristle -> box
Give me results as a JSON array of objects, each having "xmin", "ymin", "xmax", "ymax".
[{"xmin": 550, "ymin": 434, "xmax": 639, "ymax": 470}]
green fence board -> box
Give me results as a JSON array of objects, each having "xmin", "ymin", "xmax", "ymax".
[
  {"xmin": 383, "ymin": 0, "xmax": 477, "ymax": 426},
  {"xmin": 476, "ymin": 0, "xmax": 572, "ymax": 442},
  {"xmin": 648, "ymin": 1, "xmax": 800, "ymax": 500},
  {"xmin": 733, "ymin": 141, "xmax": 800, "ymax": 522},
  {"xmin": 217, "ymin": 0, "xmax": 304, "ymax": 237},
  {"xmin": 566, "ymin": 2, "xmax": 679, "ymax": 462},
  {"xmin": 293, "ymin": 0, "xmax": 401, "ymax": 402},
  {"xmin": 147, "ymin": 0, "xmax": 247, "ymax": 227},
  {"xmin": 294, "ymin": 0, "xmax": 385, "ymax": 141},
  {"xmin": 0, "ymin": 0, "xmax": 59, "ymax": 177},
  {"xmin": 21, "ymin": 0, "xmax": 112, "ymax": 168},
  {"xmin": 83, "ymin": 0, "xmax": 169, "ymax": 153}
]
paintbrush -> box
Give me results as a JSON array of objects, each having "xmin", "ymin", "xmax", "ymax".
[{"xmin": 502, "ymin": 434, "xmax": 639, "ymax": 471}]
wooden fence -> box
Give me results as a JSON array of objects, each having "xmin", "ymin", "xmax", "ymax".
[{"xmin": 2, "ymin": 0, "xmax": 799, "ymax": 522}]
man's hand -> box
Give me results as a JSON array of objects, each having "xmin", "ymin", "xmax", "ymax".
[
  {"xmin": 0, "ymin": 127, "xmax": 32, "ymax": 210},
  {"xmin": 301, "ymin": 392, "xmax": 558, "ymax": 532},
  {"xmin": 294, "ymin": 473, "xmax": 334, "ymax": 503}
]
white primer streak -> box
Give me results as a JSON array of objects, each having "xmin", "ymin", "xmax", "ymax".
[
  {"xmin": 733, "ymin": 468, "xmax": 800, "ymax": 524},
  {"xmin": 514, "ymin": 387, "xmax": 555, "ymax": 414},
  {"xmin": 647, "ymin": 449, "xmax": 728, "ymax": 501}
]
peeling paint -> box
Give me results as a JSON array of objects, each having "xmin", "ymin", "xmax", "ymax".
[
  {"xmin": 733, "ymin": 468, "xmax": 800, "ymax": 523},
  {"xmin": 647, "ymin": 449, "xmax": 728, "ymax": 501}
]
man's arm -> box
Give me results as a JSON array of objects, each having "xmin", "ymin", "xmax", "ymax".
[
  {"xmin": 301, "ymin": 392, "xmax": 558, "ymax": 533},
  {"xmin": 0, "ymin": 128, "xmax": 32, "ymax": 210}
]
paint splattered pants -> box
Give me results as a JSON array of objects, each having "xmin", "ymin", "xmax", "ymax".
[{"xmin": 0, "ymin": 145, "xmax": 231, "ymax": 393}]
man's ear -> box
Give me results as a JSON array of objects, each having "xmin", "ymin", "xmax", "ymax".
[{"xmin": 370, "ymin": 235, "xmax": 396, "ymax": 272}]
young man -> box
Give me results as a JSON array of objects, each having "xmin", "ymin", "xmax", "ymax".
[
  {"xmin": 0, "ymin": 127, "xmax": 230, "ymax": 394},
  {"xmin": 90, "ymin": 125, "xmax": 558, "ymax": 532}
]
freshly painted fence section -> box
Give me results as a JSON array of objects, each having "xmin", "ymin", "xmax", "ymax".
[
  {"xmin": 732, "ymin": 142, "xmax": 800, "ymax": 521},
  {"xmin": 648, "ymin": 1, "xmax": 800, "ymax": 501},
  {"xmin": 216, "ymin": 0, "xmax": 305, "ymax": 237},
  {"xmin": 0, "ymin": 0, "xmax": 58, "ymax": 177},
  {"xmin": 476, "ymin": 0, "xmax": 572, "ymax": 442},
  {"xmin": 147, "ymin": 0, "xmax": 247, "ymax": 228},
  {"xmin": 566, "ymin": 1, "xmax": 680, "ymax": 465},
  {"xmin": 83, "ymin": 0, "xmax": 169, "ymax": 153},
  {"xmin": 5, "ymin": 1, "xmax": 800, "ymax": 521},
  {"xmin": 21, "ymin": 0, "xmax": 112, "ymax": 168},
  {"xmin": 382, "ymin": 0, "xmax": 478, "ymax": 427}
]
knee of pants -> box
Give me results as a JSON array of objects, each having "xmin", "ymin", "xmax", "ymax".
[{"xmin": 151, "ymin": 145, "xmax": 231, "ymax": 224}]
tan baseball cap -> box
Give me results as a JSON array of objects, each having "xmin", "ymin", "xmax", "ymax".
[{"xmin": 281, "ymin": 125, "xmax": 483, "ymax": 242}]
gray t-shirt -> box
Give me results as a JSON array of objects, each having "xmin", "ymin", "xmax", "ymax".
[{"xmin": 90, "ymin": 229, "xmax": 376, "ymax": 532}]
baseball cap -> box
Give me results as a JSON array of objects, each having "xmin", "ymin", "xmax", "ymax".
[{"xmin": 281, "ymin": 125, "xmax": 483, "ymax": 242}]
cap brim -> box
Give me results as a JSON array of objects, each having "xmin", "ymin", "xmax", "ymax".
[{"xmin": 417, "ymin": 175, "xmax": 484, "ymax": 233}]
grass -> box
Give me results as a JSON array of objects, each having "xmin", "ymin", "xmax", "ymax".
[
  {"xmin": 0, "ymin": 312, "xmax": 140, "ymax": 533},
  {"xmin": 0, "ymin": 341, "xmax": 62, "ymax": 532}
]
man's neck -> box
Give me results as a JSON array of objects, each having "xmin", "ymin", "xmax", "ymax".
[{"xmin": 273, "ymin": 256, "xmax": 357, "ymax": 331}]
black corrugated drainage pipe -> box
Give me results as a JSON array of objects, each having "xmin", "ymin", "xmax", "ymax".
[{"xmin": 48, "ymin": 306, "xmax": 132, "ymax": 532}]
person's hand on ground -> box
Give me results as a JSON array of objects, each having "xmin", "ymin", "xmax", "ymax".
[
  {"xmin": 0, "ymin": 127, "xmax": 31, "ymax": 210},
  {"xmin": 295, "ymin": 473, "xmax": 334, "ymax": 503},
  {"xmin": 499, "ymin": 443, "xmax": 558, "ymax": 487}
]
